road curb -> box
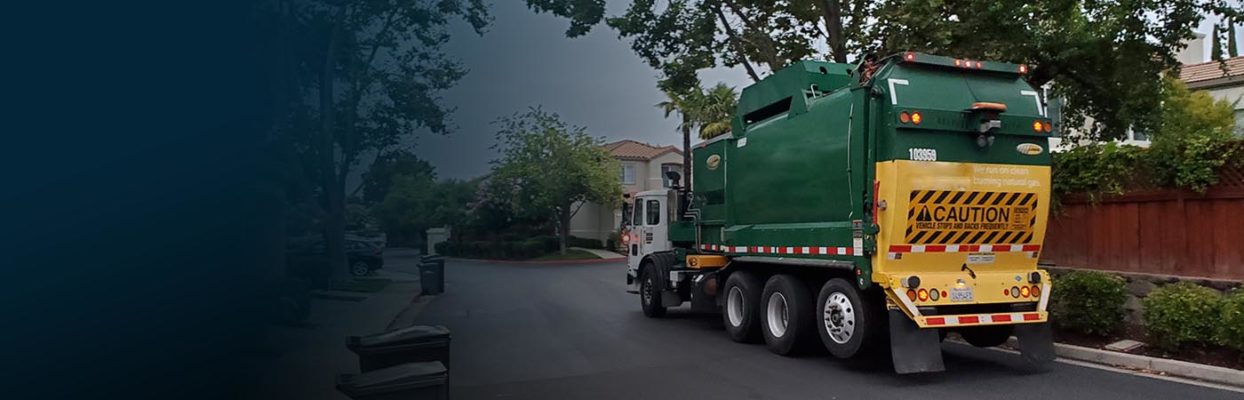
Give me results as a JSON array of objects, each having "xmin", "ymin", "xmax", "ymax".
[
  {"xmin": 448, "ymin": 257, "xmax": 625, "ymax": 265},
  {"xmin": 1004, "ymin": 337, "xmax": 1244, "ymax": 388}
]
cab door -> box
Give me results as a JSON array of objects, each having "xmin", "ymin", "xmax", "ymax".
[{"xmin": 638, "ymin": 196, "xmax": 670, "ymax": 257}]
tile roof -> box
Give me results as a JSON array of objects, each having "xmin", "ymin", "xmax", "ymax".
[
  {"xmin": 1180, "ymin": 56, "xmax": 1244, "ymax": 85},
  {"xmin": 603, "ymin": 139, "xmax": 681, "ymax": 161}
]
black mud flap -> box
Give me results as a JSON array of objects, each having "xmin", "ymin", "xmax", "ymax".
[
  {"xmin": 1014, "ymin": 322, "xmax": 1055, "ymax": 368},
  {"xmin": 889, "ymin": 310, "xmax": 945, "ymax": 374}
]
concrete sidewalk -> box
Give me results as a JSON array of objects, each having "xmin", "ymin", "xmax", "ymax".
[
  {"xmin": 570, "ymin": 247, "xmax": 625, "ymax": 259},
  {"xmin": 248, "ymin": 256, "xmax": 424, "ymax": 399}
]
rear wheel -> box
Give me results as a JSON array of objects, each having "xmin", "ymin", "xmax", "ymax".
[
  {"xmin": 760, "ymin": 274, "xmax": 815, "ymax": 356},
  {"xmin": 817, "ymin": 278, "xmax": 885, "ymax": 359},
  {"xmin": 961, "ymin": 325, "xmax": 1014, "ymax": 348},
  {"xmin": 722, "ymin": 271, "xmax": 762, "ymax": 343},
  {"xmin": 639, "ymin": 263, "xmax": 666, "ymax": 318}
]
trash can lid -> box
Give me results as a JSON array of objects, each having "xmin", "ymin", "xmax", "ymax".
[
  {"xmin": 354, "ymin": 324, "xmax": 450, "ymax": 348},
  {"xmin": 337, "ymin": 361, "xmax": 447, "ymax": 395}
]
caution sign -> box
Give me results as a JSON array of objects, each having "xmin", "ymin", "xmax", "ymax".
[{"xmin": 906, "ymin": 190, "xmax": 1038, "ymax": 245}]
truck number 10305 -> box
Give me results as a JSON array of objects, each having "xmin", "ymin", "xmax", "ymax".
[{"xmin": 909, "ymin": 148, "xmax": 937, "ymax": 161}]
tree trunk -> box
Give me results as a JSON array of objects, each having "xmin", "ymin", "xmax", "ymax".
[
  {"xmin": 680, "ymin": 121, "xmax": 691, "ymax": 218},
  {"xmin": 822, "ymin": 0, "xmax": 847, "ymax": 63},
  {"xmin": 558, "ymin": 207, "xmax": 571, "ymax": 255},
  {"xmin": 712, "ymin": 3, "xmax": 761, "ymax": 81},
  {"xmin": 320, "ymin": 17, "xmax": 349, "ymax": 286},
  {"xmin": 1231, "ymin": 20, "xmax": 1239, "ymax": 58}
]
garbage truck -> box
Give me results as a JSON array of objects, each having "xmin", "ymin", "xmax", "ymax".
[{"xmin": 622, "ymin": 52, "xmax": 1056, "ymax": 373}]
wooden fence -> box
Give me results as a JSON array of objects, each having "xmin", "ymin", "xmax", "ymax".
[{"xmin": 1042, "ymin": 164, "xmax": 1244, "ymax": 281}]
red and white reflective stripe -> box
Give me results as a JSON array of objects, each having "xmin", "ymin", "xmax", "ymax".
[
  {"xmin": 698, "ymin": 244, "xmax": 854, "ymax": 256},
  {"xmin": 924, "ymin": 312, "xmax": 1043, "ymax": 327},
  {"xmin": 888, "ymin": 244, "xmax": 1040, "ymax": 253}
]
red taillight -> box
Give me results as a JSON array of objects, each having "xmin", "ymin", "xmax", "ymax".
[
  {"xmin": 1018, "ymin": 64, "xmax": 1028, "ymax": 74},
  {"xmin": 899, "ymin": 111, "xmax": 911, "ymax": 123},
  {"xmin": 1043, "ymin": 121, "xmax": 1053, "ymax": 133},
  {"xmin": 904, "ymin": 52, "xmax": 916, "ymax": 62},
  {"xmin": 975, "ymin": 61, "xmax": 983, "ymax": 69},
  {"xmin": 906, "ymin": 289, "xmax": 918, "ymax": 302},
  {"xmin": 1031, "ymin": 285, "xmax": 1041, "ymax": 297},
  {"xmin": 954, "ymin": 59, "xmax": 962, "ymax": 67}
]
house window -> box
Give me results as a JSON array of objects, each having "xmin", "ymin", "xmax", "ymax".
[
  {"xmin": 621, "ymin": 164, "xmax": 636, "ymax": 185},
  {"xmin": 661, "ymin": 163, "xmax": 681, "ymax": 188}
]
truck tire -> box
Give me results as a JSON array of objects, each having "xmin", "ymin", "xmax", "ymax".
[
  {"xmin": 816, "ymin": 278, "xmax": 885, "ymax": 359},
  {"xmin": 639, "ymin": 262, "xmax": 666, "ymax": 318},
  {"xmin": 760, "ymin": 274, "xmax": 815, "ymax": 356},
  {"xmin": 960, "ymin": 325, "xmax": 1014, "ymax": 348},
  {"xmin": 722, "ymin": 270, "xmax": 762, "ymax": 343}
]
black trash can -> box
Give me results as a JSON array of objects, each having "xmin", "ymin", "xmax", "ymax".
[
  {"xmin": 337, "ymin": 361, "xmax": 448, "ymax": 400},
  {"xmin": 419, "ymin": 255, "xmax": 445, "ymax": 295},
  {"xmin": 347, "ymin": 325, "xmax": 451, "ymax": 372}
]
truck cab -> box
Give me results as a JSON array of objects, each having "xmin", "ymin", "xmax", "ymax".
[{"xmin": 624, "ymin": 190, "xmax": 674, "ymax": 294}]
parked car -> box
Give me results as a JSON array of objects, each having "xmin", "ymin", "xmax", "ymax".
[{"xmin": 286, "ymin": 236, "xmax": 385, "ymax": 278}]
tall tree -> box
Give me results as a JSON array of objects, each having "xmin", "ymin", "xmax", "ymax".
[
  {"xmin": 1231, "ymin": 20, "xmax": 1239, "ymax": 57},
  {"xmin": 657, "ymin": 83, "xmax": 738, "ymax": 187},
  {"xmin": 278, "ymin": 0, "xmax": 490, "ymax": 284},
  {"xmin": 528, "ymin": 0, "xmax": 1244, "ymax": 141},
  {"xmin": 657, "ymin": 90, "xmax": 696, "ymax": 187},
  {"xmin": 692, "ymin": 83, "xmax": 738, "ymax": 140},
  {"xmin": 1213, "ymin": 24, "xmax": 1225, "ymax": 60},
  {"xmin": 490, "ymin": 108, "xmax": 623, "ymax": 254},
  {"xmin": 358, "ymin": 150, "xmax": 437, "ymax": 204}
]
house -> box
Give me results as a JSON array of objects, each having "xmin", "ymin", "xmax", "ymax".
[
  {"xmin": 1180, "ymin": 56, "xmax": 1244, "ymax": 134},
  {"xmin": 1051, "ymin": 31, "xmax": 1244, "ymax": 150},
  {"xmin": 568, "ymin": 140, "xmax": 683, "ymax": 243}
]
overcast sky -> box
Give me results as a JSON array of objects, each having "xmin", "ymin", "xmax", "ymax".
[
  {"xmin": 409, "ymin": 1, "xmax": 749, "ymax": 180},
  {"xmin": 409, "ymin": 2, "xmax": 1234, "ymax": 181}
]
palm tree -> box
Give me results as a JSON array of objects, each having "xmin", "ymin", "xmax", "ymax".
[
  {"xmin": 693, "ymin": 83, "xmax": 738, "ymax": 140},
  {"xmin": 657, "ymin": 84, "xmax": 739, "ymax": 190},
  {"xmin": 657, "ymin": 90, "xmax": 696, "ymax": 188}
]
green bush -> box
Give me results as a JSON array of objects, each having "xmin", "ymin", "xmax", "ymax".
[
  {"xmin": 568, "ymin": 236, "xmax": 604, "ymax": 249},
  {"xmin": 433, "ymin": 241, "xmax": 453, "ymax": 256},
  {"xmin": 1050, "ymin": 271, "xmax": 1127, "ymax": 336},
  {"xmin": 1216, "ymin": 289, "xmax": 1244, "ymax": 352},
  {"xmin": 521, "ymin": 239, "xmax": 547, "ymax": 259},
  {"xmin": 1144, "ymin": 282, "xmax": 1223, "ymax": 351}
]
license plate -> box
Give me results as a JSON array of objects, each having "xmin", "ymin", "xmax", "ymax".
[{"xmin": 950, "ymin": 287, "xmax": 974, "ymax": 302}]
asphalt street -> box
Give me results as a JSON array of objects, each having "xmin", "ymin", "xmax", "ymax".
[{"xmin": 414, "ymin": 259, "xmax": 1242, "ymax": 400}]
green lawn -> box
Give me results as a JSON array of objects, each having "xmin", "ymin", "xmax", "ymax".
[{"xmin": 530, "ymin": 249, "xmax": 602, "ymax": 261}]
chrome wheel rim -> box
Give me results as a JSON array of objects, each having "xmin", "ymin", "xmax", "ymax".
[
  {"xmin": 823, "ymin": 292, "xmax": 855, "ymax": 344},
  {"xmin": 727, "ymin": 286, "xmax": 745, "ymax": 327},
  {"xmin": 766, "ymin": 292, "xmax": 789, "ymax": 338}
]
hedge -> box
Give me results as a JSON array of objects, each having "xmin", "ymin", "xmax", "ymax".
[
  {"xmin": 433, "ymin": 235, "xmax": 603, "ymax": 260},
  {"xmin": 1050, "ymin": 271, "xmax": 1127, "ymax": 336},
  {"xmin": 1144, "ymin": 282, "xmax": 1222, "ymax": 351},
  {"xmin": 1216, "ymin": 289, "xmax": 1244, "ymax": 352}
]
